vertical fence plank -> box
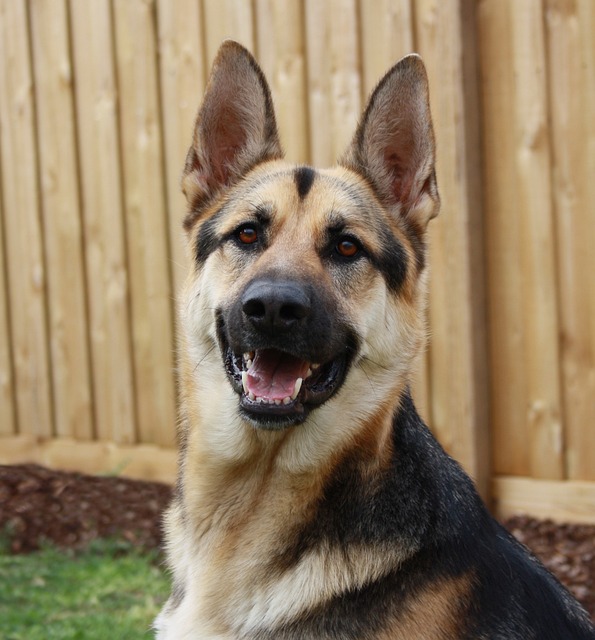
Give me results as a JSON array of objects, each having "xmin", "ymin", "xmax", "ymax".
[
  {"xmin": 157, "ymin": 0, "xmax": 205, "ymax": 294},
  {"xmin": 255, "ymin": 0, "xmax": 309, "ymax": 164},
  {"xmin": 303, "ymin": 0, "xmax": 333, "ymax": 167},
  {"xmin": 0, "ymin": 0, "xmax": 53, "ymax": 438},
  {"xmin": 304, "ymin": 0, "xmax": 361, "ymax": 168},
  {"xmin": 359, "ymin": 0, "xmax": 414, "ymax": 97},
  {"xmin": 545, "ymin": 0, "xmax": 595, "ymax": 481},
  {"xmin": 478, "ymin": 0, "xmax": 564, "ymax": 480},
  {"xmin": 202, "ymin": 0, "xmax": 255, "ymax": 65},
  {"xmin": 0, "ymin": 184, "xmax": 16, "ymax": 436},
  {"xmin": 69, "ymin": 0, "xmax": 136, "ymax": 444},
  {"xmin": 413, "ymin": 0, "xmax": 489, "ymax": 493},
  {"xmin": 29, "ymin": 0, "xmax": 93, "ymax": 441},
  {"xmin": 112, "ymin": 0, "xmax": 176, "ymax": 448}
]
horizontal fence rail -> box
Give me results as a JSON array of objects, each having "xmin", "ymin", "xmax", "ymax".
[{"xmin": 0, "ymin": 0, "xmax": 593, "ymax": 522}]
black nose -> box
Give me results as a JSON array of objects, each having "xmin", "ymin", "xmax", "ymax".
[{"xmin": 242, "ymin": 280, "xmax": 311, "ymax": 333}]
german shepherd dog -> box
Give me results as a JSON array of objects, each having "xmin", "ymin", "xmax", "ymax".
[{"xmin": 155, "ymin": 41, "xmax": 595, "ymax": 639}]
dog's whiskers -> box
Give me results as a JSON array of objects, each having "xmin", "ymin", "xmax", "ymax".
[{"xmin": 193, "ymin": 344, "xmax": 217, "ymax": 373}]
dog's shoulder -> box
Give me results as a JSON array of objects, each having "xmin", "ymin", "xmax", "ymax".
[{"xmin": 298, "ymin": 393, "xmax": 595, "ymax": 639}]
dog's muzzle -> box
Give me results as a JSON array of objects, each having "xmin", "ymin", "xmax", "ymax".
[{"xmin": 217, "ymin": 277, "xmax": 357, "ymax": 429}]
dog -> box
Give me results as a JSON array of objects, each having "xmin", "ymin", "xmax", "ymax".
[{"xmin": 155, "ymin": 40, "xmax": 595, "ymax": 639}]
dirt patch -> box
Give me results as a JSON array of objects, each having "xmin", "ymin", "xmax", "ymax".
[
  {"xmin": 0, "ymin": 464, "xmax": 171, "ymax": 553},
  {"xmin": 1, "ymin": 463, "xmax": 593, "ymax": 619}
]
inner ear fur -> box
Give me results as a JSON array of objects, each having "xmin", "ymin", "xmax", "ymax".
[
  {"xmin": 341, "ymin": 54, "xmax": 440, "ymax": 229},
  {"xmin": 182, "ymin": 41, "xmax": 283, "ymax": 227}
]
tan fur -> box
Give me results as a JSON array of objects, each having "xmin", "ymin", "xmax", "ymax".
[{"xmin": 376, "ymin": 573, "xmax": 474, "ymax": 640}]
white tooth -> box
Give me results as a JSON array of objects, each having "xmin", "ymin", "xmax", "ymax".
[
  {"xmin": 311, "ymin": 363, "xmax": 321, "ymax": 370},
  {"xmin": 305, "ymin": 368, "xmax": 312, "ymax": 378},
  {"xmin": 248, "ymin": 392, "xmax": 255, "ymax": 401},
  {"xmin": 246, "ymin": 359, "xmax": 253, "ymax": 369},
  {"xmin": 241, "ymin": 371, "xmax": 248, "ymax": 394},
  {"xmin": 274, "ymin": 399, "xmax": 281, "ymax": 405},
  {"xmin": 291, "ymin": 378, "xmax": 303, "ymax": 400},
  {"xmin": 256, "ymin": 397, "xmax": 263, "ymax": 404},
  {"xmin": 283, "ymin": 397, "xmax": 291, "ymax": 405},
  {"xmin": 243, "ymin": 352, "xmax": 251, "ymax": 361}
]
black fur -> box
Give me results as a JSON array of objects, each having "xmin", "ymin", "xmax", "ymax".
[
  {"xmin": 267, "ymin": 393, "xmax": 595, "ymax": 639},
  {"xmin": 294, "ymin": 166, "xmax": 316, "ymax": 199},
  {"xmin": 372, "ymin": 232, "xmax": 408, "ymax": 293},
  {"xmin": 194, "ymin": 206, "xmax": 228, "ymax": 265}
]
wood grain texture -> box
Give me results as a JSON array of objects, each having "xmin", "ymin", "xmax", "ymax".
[
  {"xmin": 0, "ymin": 172, "xmax": 16, "ymax": 436},
  {"xmin": 545, "ymin": 0, "xmax": 595, "ymax": 481},
  {"xmin": 304, "ymin": 0, "xmax": 361, "ymax": 167},
  {"xmin": 0, "ymin": 435, "xmax": 177, "ymax": 485},
  {"xmin": 255, "ymin": 0, "xmax": 309, "ymax": 164},
  {"xmin": 493, "ymin": 476, "xmax": 595, "ymax": 524},
  {"xmin": 157, "ymin": 0, "xmax": 205, "ymax": 293},
  {"xmin": 202, "ymin": 0, "xmax": 255, "ymax": 65},
  {"xmin": 0, "ymin": 0, "xmax": 53, "ymax": 438},
  {"xmin": 359, "ymin": 0, "xmax": 414, "ymax": 97},
  {"xmin": 478, "ymin": 0, "xmax": 564, "ymax": 481},
  {"xmin": 69, "ymin": 0, "xmax": 136, "ymax": 444},
  {"xmin": 113, "ymin": 0, "xmax": 176, "ymax": 448},
  {"xmin": 29, "ymin": 0, "xmax": 94, "ymax": 441}
]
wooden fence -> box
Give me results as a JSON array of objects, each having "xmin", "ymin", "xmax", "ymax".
[{"xmin": 0, "ymin": 0, "xmax": 593, "ymax": 523}]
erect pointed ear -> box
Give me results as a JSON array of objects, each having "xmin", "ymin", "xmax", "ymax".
[
  {"xmin": 182, "ymin": 41, "xmax": 283, "ymax": 224},
  {"xmin": 340, "ymin": 54, "xmax": 439, "ymax": 230}
]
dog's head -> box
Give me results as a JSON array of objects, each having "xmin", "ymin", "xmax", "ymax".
[{"xmin": 179, "ymin": 41, "xmax": 439, "ymax": 440}]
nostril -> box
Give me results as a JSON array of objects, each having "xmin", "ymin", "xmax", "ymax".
[
  {"xmin": 243, "ymin": 298, "xmax": 266, "ymax": 319},
  {"xmin": 279, "ymin": 302, "xmax": 308, "ymax": 322}
]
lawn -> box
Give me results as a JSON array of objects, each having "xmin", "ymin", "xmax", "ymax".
[{"xmin": 0, "ymin": 539, "xmax": 170, "ymax": 640}]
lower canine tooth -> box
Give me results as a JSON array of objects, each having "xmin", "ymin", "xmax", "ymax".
[
  {"xmin": 291, "ymin": 378, "xmax": 303, "ymax": 400},
  {"xmin": 241, "ymin": 371, "xmax": 248, "ymax": 394}
]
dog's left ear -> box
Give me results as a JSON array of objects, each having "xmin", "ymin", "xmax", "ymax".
[
  {"xmin": 182, "ymin": 41, "xmax": 283, "ymax": 224},
  {"xmin": 341, "ymin": 55, "xmax": 439, "ymax": 229}
]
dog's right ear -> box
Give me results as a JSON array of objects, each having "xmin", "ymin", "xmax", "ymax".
[{"xmin": 182, "ymin": 41, "xmax": 283, "ymax": 227}]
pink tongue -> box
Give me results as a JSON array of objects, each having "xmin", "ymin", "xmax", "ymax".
[{"xmin": 246, "ymin": 349, "xmax": 310, "ymax": 400}]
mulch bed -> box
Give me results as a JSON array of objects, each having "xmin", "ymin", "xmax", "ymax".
[{"xmin": 1, "ymin": 463, "xmax": 593, "ymax": 619}]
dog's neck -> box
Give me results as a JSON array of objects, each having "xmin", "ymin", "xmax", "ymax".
[{"xmin": 168, "ymin": 383, "xmax": 420, "ymax": 636}]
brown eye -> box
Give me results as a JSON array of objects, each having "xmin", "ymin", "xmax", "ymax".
[
  {"xmin": 238, "ymin": 226, "xmax": 258, "ymax": 244},
  {"xmin": 336, "ymin": 238, "xmax": 359, "ymax": 258}
]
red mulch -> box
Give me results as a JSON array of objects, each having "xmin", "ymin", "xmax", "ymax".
[{"xmin": 1, "ymin": 464, "xmax": 593, "ymax": 619}]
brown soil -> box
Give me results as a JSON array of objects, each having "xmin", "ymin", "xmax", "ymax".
[{"xmin": 1, "ymin": 464, "xmax": 593, "ymax": 619}]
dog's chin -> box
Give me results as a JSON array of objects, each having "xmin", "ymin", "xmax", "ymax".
[{"xmin": 218, "ymin": 338, "xmax": 352, "ymax": 431}]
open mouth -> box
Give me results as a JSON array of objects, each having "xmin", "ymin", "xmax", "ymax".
[{"xmin": 221, "ymin": 344, "xmax": 350, "ymax": 429}]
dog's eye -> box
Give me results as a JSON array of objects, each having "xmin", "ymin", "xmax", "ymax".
[
  {"xmin": 336, "ymin": 238, "xmax": 360, "ymax": 258},
  {"xmin": 237, "ymin": 226, "xmax": 258, "ymax": 245}
]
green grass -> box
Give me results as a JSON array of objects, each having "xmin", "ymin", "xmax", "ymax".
[{"xmin": 0, "ymin": 539, "xmax": 170, "ymax": 639}]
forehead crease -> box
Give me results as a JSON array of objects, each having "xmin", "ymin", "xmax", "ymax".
[
  {"xmin": 296, "ymin": 176, "xmax": 391, "ymax": 250},
  {"xmin": 314, "ymin": 174, "xmax": 379, "ymax": 226}
]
